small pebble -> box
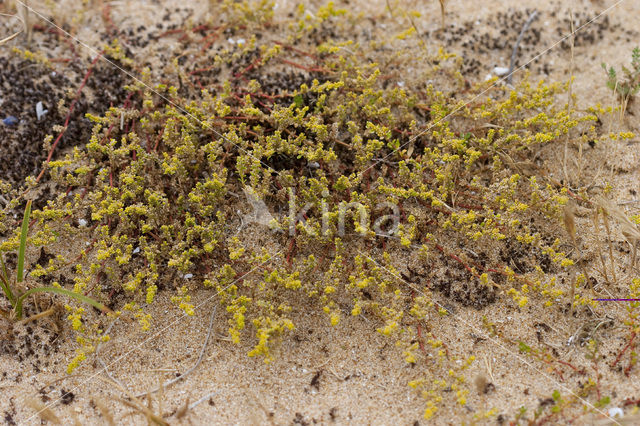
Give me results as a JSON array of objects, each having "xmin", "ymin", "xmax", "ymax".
[
  {"xmin": 184, "ymin": 273, "xmax": 193, "ymax": 279},
  {"xmin": 132, "ymin": 247, "xmax": 141, "ymax": 254},
  {"xmin": 2, "ymin": 116, "xmax": 19, "ymax": 126},
  {"xmin": 78, "ymin": 218, "xmax": 88, "ymax": 227}
]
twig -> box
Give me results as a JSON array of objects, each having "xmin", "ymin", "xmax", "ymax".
[
  {"xmin": 135, "ymin": 305, "xmax": 217, "ymax": 398},
  {"xmin": 562, "ymin": 11, "xmax": 576, "ymax": 187},
  {"xmin": 182, "ymin": 390, "xmax": 219, "ymax": 413},
  {"xmin": 96, "ymin": 317, "xmax": 129, "ymax": 392},
  {"xmin": 612, "ymin": 331, "xmax": 636, "ymax": 369},
  {"xmin": 95, "ymin": 376, "xmax": 168, "ymax": 426},
  {"xmin": 506, "ymin": 11, "xmax": 538, "ymax": 85}
]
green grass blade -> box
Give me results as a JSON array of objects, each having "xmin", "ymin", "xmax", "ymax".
[
  {"xmin": 17, "ymin": 200, "xmax": 32, "ymax": 284},
  {"xmin": 15, "ymin": 286, "xmax": 112, "ymax": 320}
]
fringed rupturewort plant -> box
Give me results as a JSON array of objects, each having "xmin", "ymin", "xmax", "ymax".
[{"xmin": 1, "ymin": 1, "xmax": 639, "ymax": 423}]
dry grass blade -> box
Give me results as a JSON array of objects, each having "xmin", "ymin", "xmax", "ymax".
[
  {"xmin": 565, "ymin": 201, "xmax": 579, "ymax": 308},
  {"xmin": 135, "ymin": 305, "xmax": 217, "ymax": 399},
  {"xmin": 174, "ymin": 397, "xmax": 190, "ymax": 420},
  {"xmin": 16, "ymin": 0, "xmax": 32, "ymax": 43},
  {"xmin": 564, "ymin": 201, "xmax": 577, "ymax": 242},
  {"xmin": 592, "ymin": 208, "xmax": 612, "ymax": 284},
  {"xmin": 95, "ymin": 376, "xmax": 169, "ymax": 426},
  {"xmin": 0, "ymin": 28, "xmax": 21, "ymax": 44},
  {"xmin": 93, "ymin": 399, "xmax": 116, "ymax": 426},
  {"xmin": 116, "ymin": 397, "xmax": 168, "ymax": 426},
  {"xmin": 0, "ymin": 12, "xmax": 24, "ymax": 45},
  {"xmin": 596, "ymin": 196, "xmax": 640, "ymax": 270},
  {"xmin": 596, "ymin": 196, "xmax": 640, "ymax": 242},
  {"xmin": 15, "ymin": 307, "xmax": 55, "ymax": 325},
  {"xmin": 596, "ymin": 197, "xmax": 618, "ymax": 283},
  {"xmin": 563, "ymin": 200, "xmax": 591, "ymax": 306},
  {"xmin": 438, "ymin": 0, "xmax": 446, "ymax": 31},
  {"xmin": 25, "ymin": 397, "xmax": 61, "ymax": 424},
  {"xmin": 93, "ymin": 308, "xmax": 216, "ymax": 423}
]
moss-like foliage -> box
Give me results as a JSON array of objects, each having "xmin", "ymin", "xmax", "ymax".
[{"xmin": 1, "ymin": 1, "xmax": 638, "ymax": 422}]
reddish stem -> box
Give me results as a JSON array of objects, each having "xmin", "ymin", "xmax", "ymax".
[
  {"xmin": 612, "ymin": 331, "xmax": 636, "ymax": 369},
  {"xmin": 280, "ymin": 59, "xmax": 329, "ymax": 73},
  {"xmin": 34, "ymin": 51, "xmax": 104, "ymax": 184}
]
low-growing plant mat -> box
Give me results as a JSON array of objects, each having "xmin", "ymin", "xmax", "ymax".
[{"xmin": 1, "ymin": 0, "xmax": 640, "ymax": 424}]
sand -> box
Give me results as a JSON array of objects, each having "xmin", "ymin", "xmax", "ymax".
[{"xmin": 1, "ymin": 0, "xmax": 640, "ymax": 424}]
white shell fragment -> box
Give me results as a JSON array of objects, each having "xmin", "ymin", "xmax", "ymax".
[
  {"xmin": 78, "ymin": 218, "xmax": 88, "ymax": 227},
  {"xmin": 608, "ymin": 407, "xmax": 623, "ymax": 418},
  {"xmin": 36, "ymin": 101, "xmax": 49, "ymax": 120},
  {"xmin": 183, "ymin": 273, "xmax": 193, "ymax": 279},
  {"xmin": 493, "ymin": 67, "xmax": 511, "ymax": 76}
]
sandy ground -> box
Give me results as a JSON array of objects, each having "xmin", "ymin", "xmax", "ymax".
[{"xmin": 1, "ymin": 0, "xmax": 640, "ymax": 424}]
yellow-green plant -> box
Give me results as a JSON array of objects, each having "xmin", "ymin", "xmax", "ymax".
[
  {"xmin": 0, "ymin": 200, "xmax": 109, "ymax": 320},
  {"xmin": 3, "ymin": 1, "xmax": 638, "ymax": 422},
  {"xmin": 602, "ymin": 47, "xmax": 640, "ymax": 101}
]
